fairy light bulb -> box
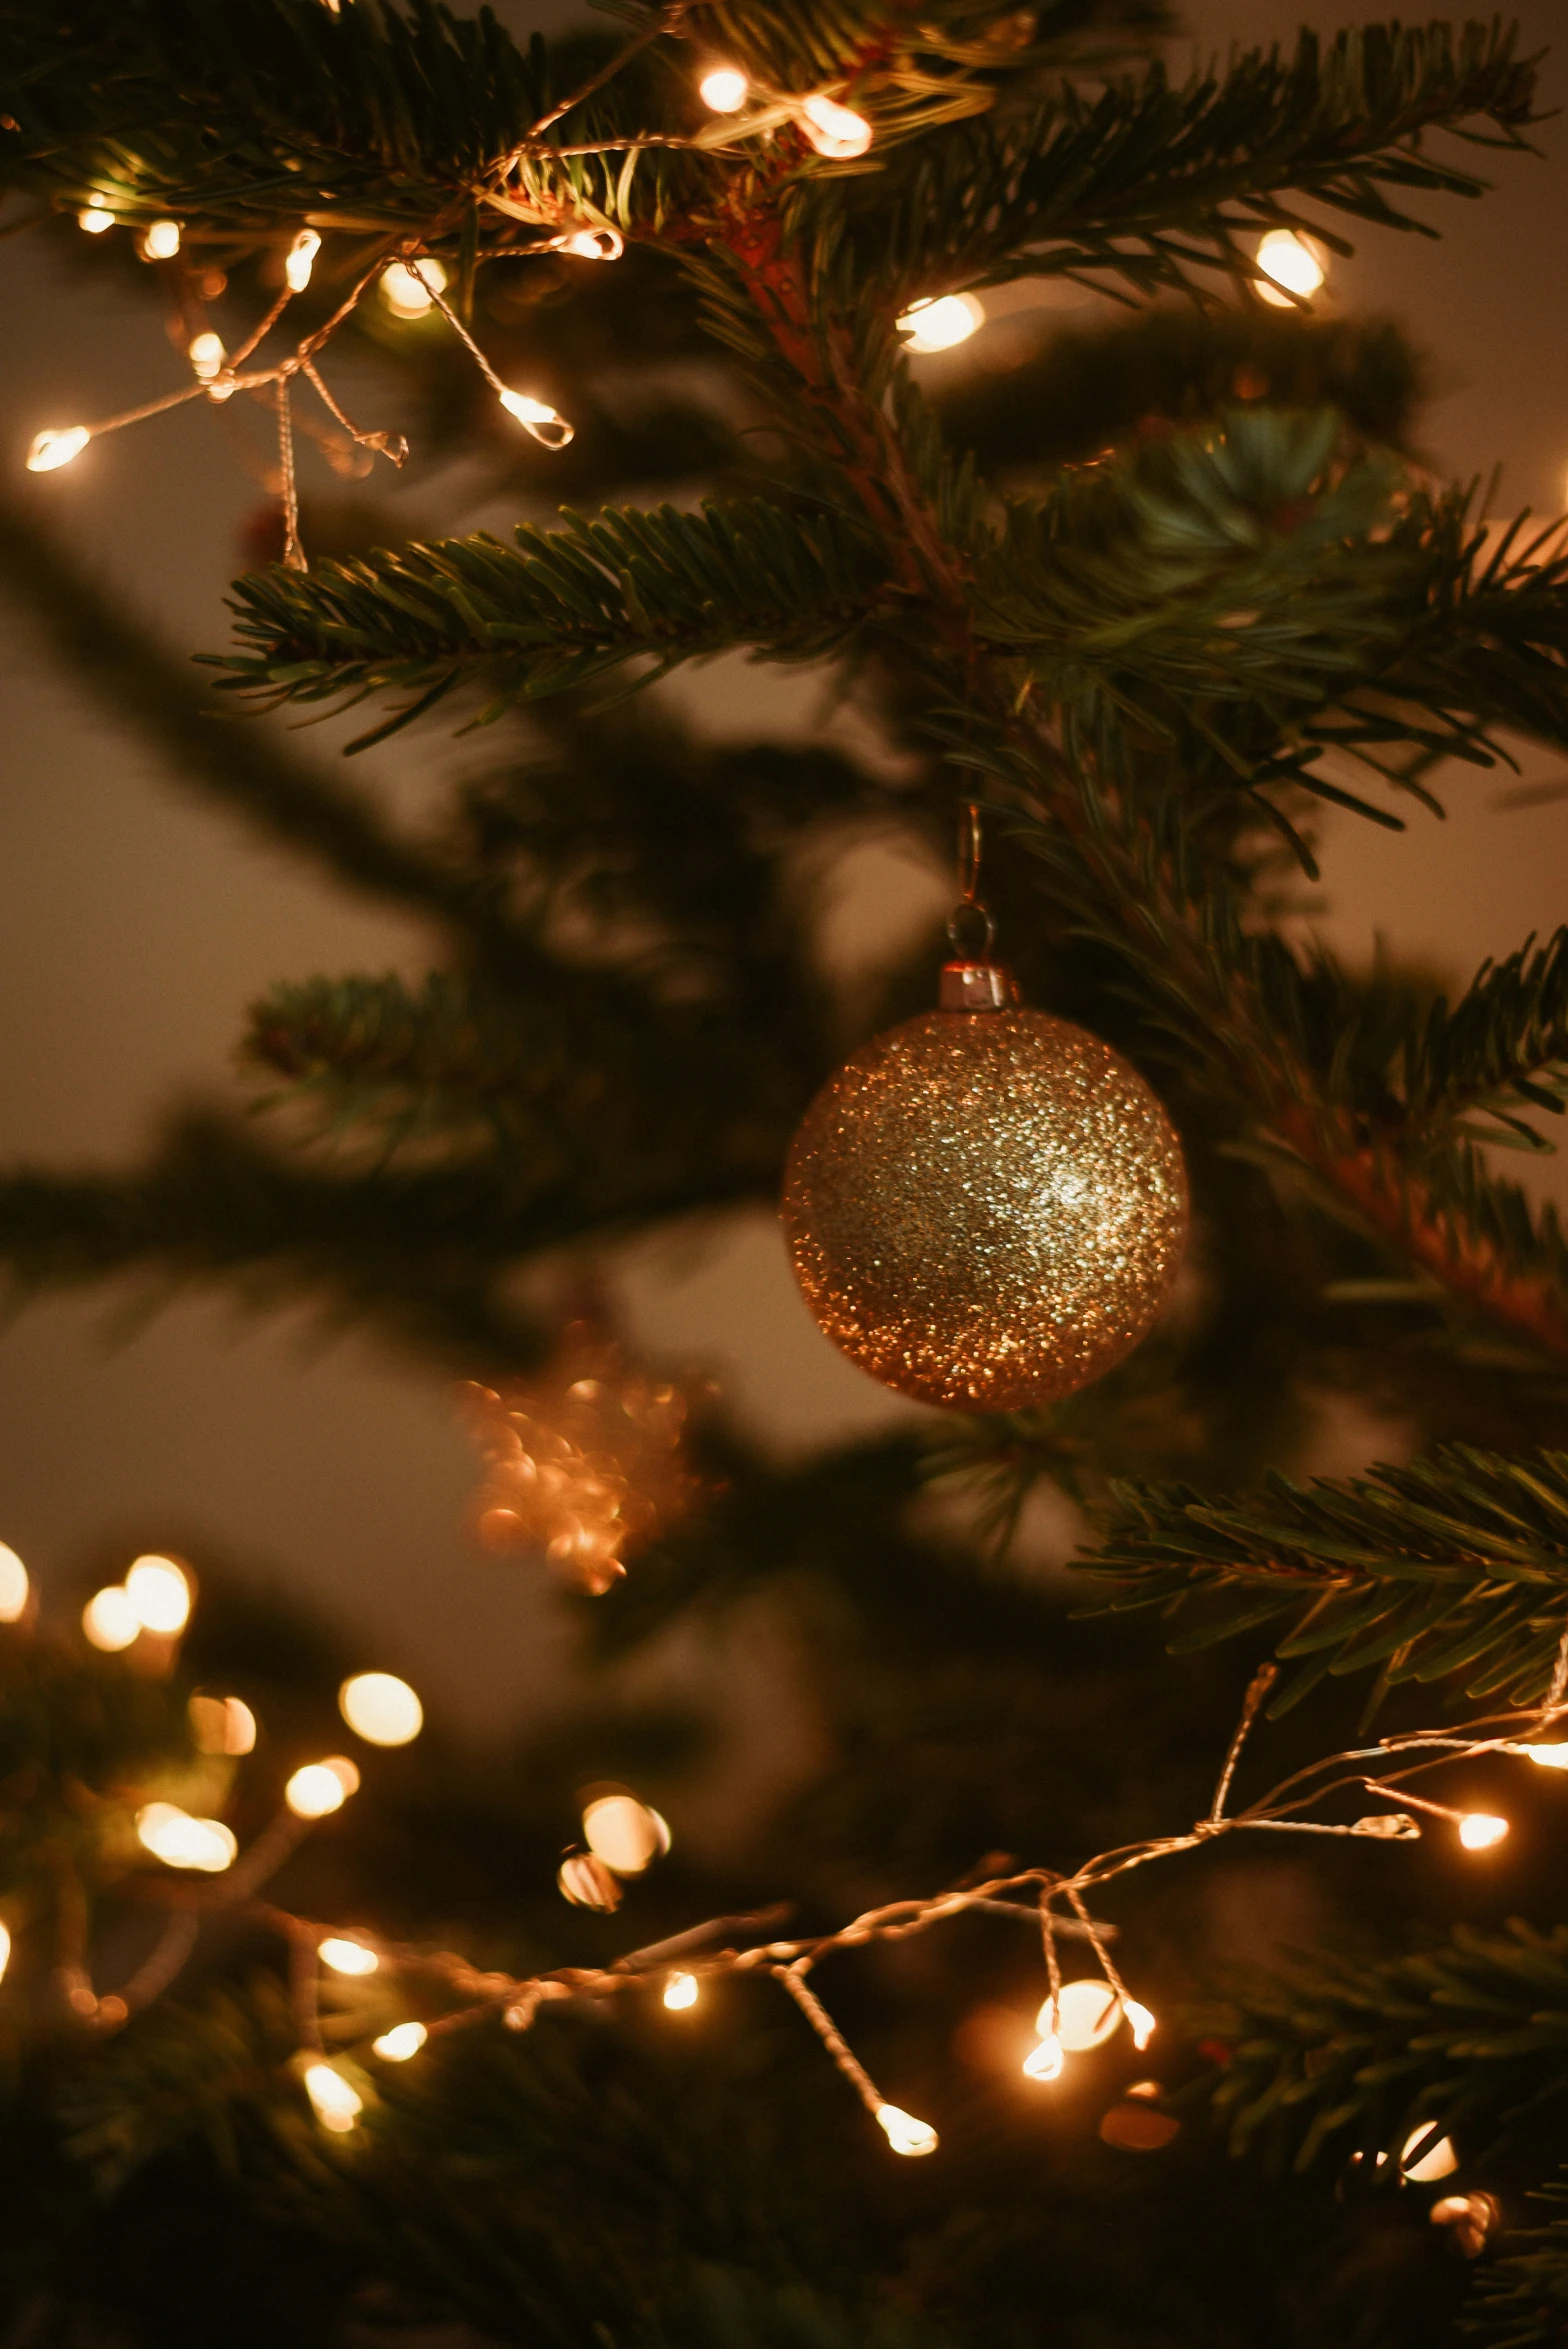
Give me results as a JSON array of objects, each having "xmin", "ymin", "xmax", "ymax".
[
  {"xmin": 897, "ymin": 293, "xmax": 984, "ymax": 353},
  {"xmin": 663, "ymin": 1971, "xmax": 699, "ymax": 2011},
  {"xmin": 1458, "ymin": 1812, "xmax": 1508, "ymax": 1850},
  {"xmin": 699, "ymin": 65, "xmax": 749, "ymax": 113},
  {"xmin": 136, "ymin": 1801, "xmax": 237, "ymax": 1873},
  {"xmin": 339, "ymin": 1672, "xmax": 422, "ymax": 1747},
  {"xmin": 319, "ymin": 1937, "xmax": 379, "ymax": 1976},
  {"xmin": 82, "ymin": 1586, "xmax": 138, "ymax": 1651},
  {"xmin": 582, "ymin": 1794, "xmax": 671, "ymax": 1875},
  {"xmin": 188, "ymin": 331, "xmax": 226, "ymax": 381},
  {"xmin": 497, "ymin": 387, "xmax": 574, "ymax": 449},
  {"xmin": 1402, "ymin": 2126, "xmax": 1459, "ymax": 2182},
  {"xmin": 303, "ymin": 2061, "xmax": 362, "ymax": 2132},
  {"xmin": 1022, "ymin": 2032, "xmax": 1065, "ymax": 2081},
  {"xmin": 875, "ymin": 2103, "xmax": 937, "ymax": 2156},
  {"xmin": 373, "ymin": 2020, "xmax": 426, "ymax": 2061},
  {"xmin": 285, "ymin": 1756, "xmax": 360, "ymax": 1819},
  {"xmin": 1519, "ymin": 1742, "xmax": 1568, "ymax": 1769},
  {"xmin": 140, "ymin": 219, "xmax": 180, "ymax": 260},
  {"xmin": 799, "ymin": 94, "xmax": 873, "ymax": 159},
  {"xmin": 1045, "ymin": 1980, "xmax": 1121, "ymax": 2052},
  {"xmin": 0, "ymin": 1544, "xmax": 29, "ymax": 1623},
  {"xmin": 189, "ymin": 1693, "xmax": 257, "ymax": 1756},
  {"xmin": 285, "ymin": 229, "xmax": 321, "ymax": 292},
  {"xmin": 1256, "ymin": 229, "xmax": 1325, "ymax": 306},
  {"xmin": 1124, "ymin": 1999, "xmax": 1157, "ymax": 2050},
  {"xmin": 380, "ymin": 258, "xmax": 444, "ymax": 318},
  {"xmin": 78, "ymin": 206, "xmax": 114, "ymax": 234},
  {"xmin": 26, "ymin": 426, "xmax": 90, "ymax": 474},
  {"xmin": 559, "ymin": 227, "xmax": 624, "ymax": 261},
  {"xmin": 0, "ymin": 1922, "xmax": 11, "ymax": 1983},
  {"xmin": 125, "ymin": 1555, "xmax": 190, "ymax": 1635}
]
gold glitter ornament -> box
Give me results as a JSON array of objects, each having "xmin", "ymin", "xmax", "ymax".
[{"xmin": 782, "ymin": 958, "xmax": 1188, "ymax": 1410}]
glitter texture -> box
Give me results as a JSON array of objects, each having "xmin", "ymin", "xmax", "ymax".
[{"xmin": 782, "ymin": 1010, "xmax": 1189, "ymax": 1410}]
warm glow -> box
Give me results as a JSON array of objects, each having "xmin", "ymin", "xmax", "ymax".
[
  {"xmin": 1022, "ymin": 2032, "xmax": 1065, "ymax": 2081},
  {"xmin": 0, "ymin": 1922, "xmax": 10, "ymax": 1983},
  {"xmin": 0, "ymin": 1544, "xmax": 29, "ymax": 1623},
  {"xmin": 189, "ymin": 1693, "xmax": 257, "ymax": 1757},
  {"xmin": 303, "ymin": 2061, "xmax": 363, "ymax": 2132},
  {"xmin": 1402, "ymin": 2125, "xmax": 1460, "ymax": 2182},
  {"xmin": 799, "ymin": 93, "xmax": 874, "ymax": 159},
  {"xmin": 78, "ymin": 206, "xmax": 114, "ymax": 234},
  {"xmin": 559, "ymin": 227, "xmax": 624, "ymax": 261},
  {"xmin": 136, "ymin": 1801, "xmax": 237, "ymax": 1873},
  {"xmin": 339, "ymin": 1672, "xmax": 423, "ymax": 1747},
  {"xmin": 27, "ymin": 426, "xmax": 90, "ymax": 474},
  {"xmin": 583, "ymin": 1794, "xmax": 671, "ymax": 1875},
  {"xmin": 662, "ymin": 1970, "xmax": 699, "ymax": 2011},
  {"xmin": 319, "ymin": 1937, "xmax": 379, "ymax": 1977},
  {"xmin": 699, "ymin": 65, "xmax": 749, "ymax": 113},
  {"xmin": 1520, "ymin": 1741, "xmax": 1568, "ymax": 1770},
  {"xmin": 1458, "ymin": 1812, "xmax": 1509, "ymax": 1850},
  {"xmin": 125, "ymin": 1555, "xmax": 191, "ymax": 1635},
  {"xmin": 374, "ymin": 2020, "xmax": 427, "ymax": 2061},
  {"xmin": 285, "ymin": 1758, "xmax": 359, "ymax": 1819},
  {"xmin": 1256, "ymin": 229, "xmax": 1326, "ymax": 306},
  {"xmin": 286, "ymin": 229, "xmax": 321, "ymax": 292},
  {"xmin": 558, "ymin": 1852, "xmax": 621, "ymax": 1910},
  {"xmin": 141, "ymin": 219, "xmax": 181, "ymax": 260},
  {"xmin": 897, "ymin": 293, "xmax": 984, "ymax": 353},
  {"xmin": 188, "ymin": 331, "xmax": 226, "ymax": 381},
  {"xmin": 875, "ymin": 2102, "xmax": 938, "ymax": 2156},
  {"xmin": 380, "ymin": 258, "xmax": 445, "ymax": 318},
  {"xmin": 1044, "ymin": 1979, "xmax": 1121, "ymax": 2052},
  {"xmin": 498, "ymin": 387, "xmax": 574, "ymax": 449},
  {"xmin": 83, "ymin": 1586, "xmax": 138, "ymax": 1651}
]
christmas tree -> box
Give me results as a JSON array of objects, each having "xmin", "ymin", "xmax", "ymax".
[{"xmin": 2, "ymin": 3, "xmax": 1568, "ymax": 2341}]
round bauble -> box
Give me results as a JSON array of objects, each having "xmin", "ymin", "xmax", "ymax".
[{"xmin": 782, "ymin": 1001, "xmax": 1188, "ymax": 1410}]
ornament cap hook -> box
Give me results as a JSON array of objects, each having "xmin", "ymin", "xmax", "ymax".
[{"xmin": 939, "ymin": 958, "xmax": 1013, "ymax": 1011}]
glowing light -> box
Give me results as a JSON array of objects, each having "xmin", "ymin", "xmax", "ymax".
[
  {"xmin": 1352, "ymin": 1811, "xmax": 1421, "ymax": 1839},
  {"xmin": 0, "ymin": 1545, "xmax": 29, "ymax": 1622},
  {"xmin": 1402, "ymin": 2126, "xmax": 1460, "ymax": 2182},
  {"xmin": 699, "ymin": 65, "xmax": 749, "ymax": 113},
  {"xmin": 285, "ymin": 229, "xmax": 321, "ymax": 292},
  {"xmin": 1519, "ymin": 1741, "xmax": 1568, "ymax": 1769},
  {"xmin": 559, "ymin": 227, "xmax": 624, "ymax": 261},
  {"xmin": 189, "ymin": 1693, "xmax": 257, "ymax": 1756},
  {"xmin": 27, "ymin": 426, "xmax": 90, "ymax": 474},
  {"xmin": 663, "ymin": 1970, "xmax": 699, "ymax": 2011},
  {"xmin": 302, "ymin": 2061, "xmax": 362, "ymax": 2133},
  {"xmin": 1043, "ymin": 1979, "xmax": 1121, "ymax": 2052},
  {"xmin": 799, "ymin": 93, "xmax": 874, "ymax": 159},
  {"xmin": 1022, "ymin": 2032, "xmax": 1064, "ymax": 2081},
  {"xmin": 875, "ymin": 2102, "xmax": 938, "ymax": 2157},
  {"xmin": 380, "ymin": 258, "xmax": 445, "ymax": 318},
  {"xmin": 339, "ymin": 1672, "xmax": 423, "ymax": 1747},
  {"xmin": 319, "ymin": 1937, "xmax": 379, "ymax": 1976},
  {"xmin": 136, "ymin": 1801, "xmax": 237, "ymax": 1873},
  {"xmin": 188, "ymin": 331, "xmax": 226, "ymax": 381},
  {"xmin": 897, "ymin": 293, "xmax": 984, "ymax": 353},
  {"xmin": 0, "ymin": 1922, "xmax": 10, "ymax": 1983},
  {"xmin": 557, "ymin": 1852, "xmax": 621, "ymax": 1911},
  {"xmin": 582, "ymin": 1794, "xmax": 671, "ymax": 1876},
  {"xmin": 1256, "ymin": 229, "xmax": 1325, "ymax": 306},
  {"xmin": 498, "ymin": 387, "xmax": 574, "ymax": 449},
  {"xmin": 373, "ymin": 2021, "xmax": 426, "ymax": 2061},
  {"xmin": 141, "ymin": 219, "xmax": 181, "ymax": 260},
  {"xmin": 125, "ymin": 1555, "xmax": 191, "ymax": 1636},
  {"xmin": 78, "ymin": 206, "xmax": 114, "ymax": 234},
  {"xmin": 285, "ymin": 1757, "xmax": 359, "ymax": 1819},
  {"xmin": 82, "ymin": 1586, "xmax": 138, "ymax": 1651},
  {"xmin": 1124, "ymin": 2000, "xmax": 1157, "ymax": 2051},
  {"xmin": 1458, "ymin": 1812, "xmax": 1509, "ymax": 1850}
]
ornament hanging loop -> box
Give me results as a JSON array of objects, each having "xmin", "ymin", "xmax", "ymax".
[{"xmin": 941, "ymin": 802, "xmax": 1009, "ymax": 1011}]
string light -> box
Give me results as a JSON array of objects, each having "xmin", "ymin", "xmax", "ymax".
[
  {"xmin": 897, "ymin": 293, "xmax": 984, "ymax": 353},
  {"xmin": 136, "ymin": 1801, "xmax": 237, "ymax": 1873},
  {"xmin": 557, "ymin": 1852, "xmax": 622, "ymax": 1910},
  {"xmin": 558, "ymin": 227, "xmax": 624, "ymax": 261},
  {"xmin": 302, "ymin": 2061, "xmax": 362, "ymax": 2133},
  {"xmin": 1022, "ymin": 2031, "xmax": 1064, "ymax": 2081},
  {"xmin": 26, "ymin": 426, "xmax": 90, "ymax": 474},
  {"xmin": 189, "ymin": 1693, "xmax": 257, "ymax": 1756},
  {"xmin": 381, "ymin": 259, "xmax": 444, "ymax": 318},
  {"xmin": 1256, "ymin": 229, "xmax": 1326, "ymax": 306},
  {"xmin": 125, "ymin": 1555, "xmax": 191, "ymax": 1636},
  {"xmin": 1518, "ymin": 1741, "xmax": 1568, "ymax": 1769},
  {"xmin": 875, "ymin": 2103, "xmax": 938, "ymax": 2156},
  {"xmin": 373, "ymin": 2021, "xmax": 427, "ymax": 2061},
  {"xmin": 319, "ymin": 1936, "xmax": 379, "ymax": 1976},
  {"xmin": 140, "ymin": 219, "xmax": 181, "ymax": 260},
  {"xmin": 1124, "ymin": 1999, "xmax": 1157, "ymax": 2050},
  {"xmin": 496, "ymin": 386, "xmax": 574, "ymax": 449},
  {"xmin": 285, "ymin": 1757, "xmax": 360, "ymax": 1819},
  {"xmin": 339, "ymin": 1671, "xmax": 423, "ymax": 1747},
  {"xmin": 698, "ymin": 65, "xmax": 749, "ymax": 113},
  {"xmin": 799, "ymin": 94, "xmax": 874, "ymax": 158},
  {"xmin": 662, "ymin": 1970, "xmax": 699, "ymax": 2010},
  {"xmin": 1458, "ymin": 1812, "xmax": 1509, "ymax": 1850},
  {"xmin": 0, "ymin": 1544, "xmax": 29, "ymax": 1623},
  {"xmin": 582, "ymin": 1793, "xmax": 670, "ymax": 1875},
  {"xmin": 1402, "ymin": 2126, "xmax": 1460, "ymax": 2181},
  {"xmin": 188, "ymin": 331, "xmax": 226, "ymax": 382},
  {"xmin": 0, "ymin": 1922, "xmax": 10, "ymax": 1984},
  {"xmin": 77, "ymin": 206, "xmax": 114, "ymax": 234},
  {"xmin": 285, "ymin": 229, "xmax": 321, "ymax": 293},
  {"xmin": 1045, "ymin": 1979, "xmax": 1120, "ymax": 2051},
  {"xmin": 82, "ymin": 1586, "xmax": 138, "ymax": 1651}
]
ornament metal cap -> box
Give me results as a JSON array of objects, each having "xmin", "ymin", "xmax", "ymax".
[{"xmin": 939, "ymin": 959, "xmax": 1013, "ymax": 1012}]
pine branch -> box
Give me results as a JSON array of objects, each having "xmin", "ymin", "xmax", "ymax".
[
  {"xmin": 1469, "ymin": 2180, "xmax": 1568, "ymax": 2348},
  {"xmin": 1081, "ymin": 1444, "xmax": 1568, "ymax": 1712}
]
